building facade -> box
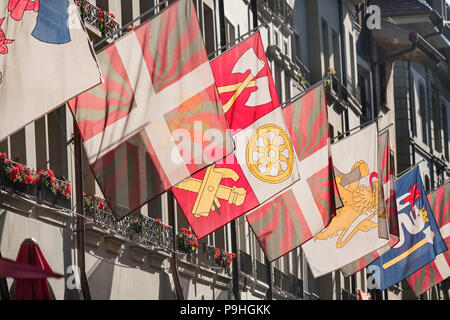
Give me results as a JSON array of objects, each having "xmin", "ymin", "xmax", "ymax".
[{"xmin": 0, "ymin": 0, "xmax": 448, "ymax": 300}]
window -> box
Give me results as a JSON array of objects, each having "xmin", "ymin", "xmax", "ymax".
[
  {"xmin": 293, "ymin": 32, "xmax": 301, "ymax": 62},
  {"xmin": 332, "ymin": 29, "xmax": 340, "ymax": 77},
  {"xmin": 433, "ymin": 95, "xmax": 442, "ymax": 152},
  {"xmin": 202, "ymin": 2, "xmax": 215, "ymax": 55},
  {"xmin": 321, "ymin": 19, "xmax": 330, "ymax": 73},
  {"xmin": 425, "ymin": 175, "xmax": 431, "ymax": 193},
  {"xmin": 140, "ymin": 0, "xmax": 155, "ymax": 23},
  {"xmin": 419, "ymin": 84, "xmax": 428, "ymax": 145},
  {"xmin": 121, "ymin": 1, "xmax": 133, "ymax": 26},
  {"xmin": 443, "ymin": 104, "xmax": 449, "ymax": 161},
  {"xmin": 96, "ymin": 0, "xmax": 109, "ymax": 12},
  {"xmin": 379, "ymin": 63, "xmax": 387, "ymax": 106}
]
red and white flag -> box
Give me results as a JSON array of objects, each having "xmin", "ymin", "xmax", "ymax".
[
  {"xmin": 0, "ymin": 0, "xmax": 102, "ymax": 141},
  {"xmin": 68, "ymin": 0, "xmax": 234, "ymax": 219},
  {"xmin": 246, "ymin": 85, "xmax": 341, "ymax": 262},
  {"xmin": 172, "ymin": 32, "xmax": 300, "ymax": 239},
  {"xmin": 407, "ymin": 181, "xmax": 450, "ymax": 296},
  {"xmin": 340, "ymin": 130, "xmax": 399, "ymax": 276}
]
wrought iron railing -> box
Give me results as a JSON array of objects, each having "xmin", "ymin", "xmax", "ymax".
[
  {"xmin": 84, "ymin": 195, "xmax": 173, "ymax": 251},
  {"xmin": 75, "ymin": 0, "xmax": 121, "ymax": 39}
]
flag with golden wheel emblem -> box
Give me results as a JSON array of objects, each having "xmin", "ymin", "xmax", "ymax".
[
  {"xmin": 68, "ymin": 0, "xmax": 234, "ymax": 219},
  {"xmin": 340, "ymin": 130, "xmax": 399, "ymax": 277},
  {"xmin": 302, "ymin": 123, "xmax": 391, "ymax": 278},
  {"xmin": 407, "ymin": 180, "xmax": 450, "ymax": 296},
  {"xmin": 172, "ymin": 32, "xmax": 300, "ymax": 240},
  {"xmin": 246, "ymin": 84, "xmax": 341, "ymax": 262}
]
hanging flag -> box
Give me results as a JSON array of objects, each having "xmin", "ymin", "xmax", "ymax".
[
  {"xmin": 407, "ymin": 181, "xmax": 450, "ymax": 296},
  {"xmin": 0, "ymin": 0, "xmax": 102, "ymax": 141},
  {"xmin": 172, "ymin": 32, "xmax": 300, "ymax": 239},
  {"xmin": 367, "ymin": 167, "xmax": 447, "ymax": 291},
  {"xmin": 341, "ymin": 130, "xmax": 399, "ymax": 276},
  {"xmin": 246, "ymin": 84, "xmax": 341, "ymax": 262},
  {"xmin": 358, "ymin": 289, "xmax": 372, "ymax": 300},
  {"xmin": 302, "ymin": 123, "xmax": 390, "ymax": 278},
  {"xmin": 68, "ymin": 0, "xmax": 234, "ymax": 219}
]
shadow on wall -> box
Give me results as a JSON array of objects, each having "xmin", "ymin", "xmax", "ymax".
[
  {"xmin": 63, "ymin": 219, "xmax": 79, "ymax": 300},
  {"xmin": 87, "ymin": 258, "xmax": 115, "ymax": 300},
  {"xmin": 159, "ymin": 269, "xmax": 177, "ymax": 300}
]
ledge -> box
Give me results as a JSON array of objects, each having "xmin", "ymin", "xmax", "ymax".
[
  {"xmin": 148, "ymin": 248, "xmax": 171, "ymax": 269},
  {"xmin": 177, "ymin": 257, "xmax": 199, "ymax": 278},
  {"xmin": 0, "ymin": 189, "xmax": 35, "ymax": 217},
  {"xmin": 85, "ymin": 222, "xmax": 109, "ymax": 248},
  {"xmin": 104, "ymin": 232, "xmax": 125, "ymax": 255},
  {"xmin": 130, "ymin": 243, "xmax": 150, "ymax": 264},
  {"xmin": 35, "ymin": 205, "xmax": 72, "ymax": 228}
]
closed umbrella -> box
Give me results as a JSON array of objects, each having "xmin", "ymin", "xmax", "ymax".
[{"xmin": 12, "ymin": 238, "xmax": 63, "ymax": 300}]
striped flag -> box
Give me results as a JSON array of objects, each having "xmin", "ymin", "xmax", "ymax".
[
  {"xmin": 246, "ymin": 85, "xmax": 340, "ymax": 262},
  {"xmin": 302, "ymin": 123, "xmax": 391, "ymax": 278},
  {"xmin": 68, "ymin": 0, "xmax": 234, "ymax": 219},
  {"xmin": 407, "ymin": 181, "xmax": 450, "ymax": 296},
  {"xmin": 0, "ymin": 0, "xmax": 102, "ymax": 141},
  {"xmin": 341, "ymin": 130, "xmax": 399, "ymax": 276},
  {"xmin": 368, "ymin": 167, "xmax": 447, "ymax": 291},
  {"xmin": 172, "ymin": 32, "xmax": 300, "ymax": 240}
]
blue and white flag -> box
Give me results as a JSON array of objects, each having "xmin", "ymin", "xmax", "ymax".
[{"xmin": 367, "ymin": 166, "xmax": 447, "ymax": 291}]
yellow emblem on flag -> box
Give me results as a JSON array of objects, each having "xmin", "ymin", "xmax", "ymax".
[{"xmin": 246, "ymin": 124, "xmax": 294, "ymax": 184}]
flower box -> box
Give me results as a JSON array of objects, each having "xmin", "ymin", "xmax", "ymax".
[{"xmin": 39, "ymin": 186, "xmax": 71, "ymax": 209}]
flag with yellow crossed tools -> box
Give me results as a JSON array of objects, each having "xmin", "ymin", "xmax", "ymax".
[
  {"xmin": 68, "ymin": 0, "xmax": 234, "ymax": 219},
  {"xmin": 302, "ymin": 123, "xmax": 390, "ymax": 278},
  {"xmin": 172, "ymin": 31, "xmax": 300, "ymax": 240}
]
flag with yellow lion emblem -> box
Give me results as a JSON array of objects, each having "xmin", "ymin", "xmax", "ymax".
[{"xmin": 302, "ymin": 123, "xmax": 390, "ymax": 278}]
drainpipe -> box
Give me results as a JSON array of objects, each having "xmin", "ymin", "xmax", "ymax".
[{"xmin": 338, "ymin": 0, "xmax": 350, "ymax": 133}]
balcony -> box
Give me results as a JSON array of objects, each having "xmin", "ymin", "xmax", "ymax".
[
  {"xmin": 325, "ymin": 73, "xmax": 362, "ymax": 114},
  {"xmin": 83, "ymin": 194, "xmax": 174, "ymax": 251},
  {"xmin": 75, "ymin": 0, "xmax": 121, "ymax": 42},
  {"xmin": 0, "ymin": 154, "xmax": 71, "ymax": 210},
  {"xmin": 266, "ymin": 45, "xmax": 310, "ymax": 90}
]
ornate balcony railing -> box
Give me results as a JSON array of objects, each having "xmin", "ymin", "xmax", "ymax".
[
  {"xmin": 84, "ymin": 195, "xmax": 173, "ymax": 251},
  {"xmin": 75, "ymin": 0, "xmax": 121, "ymax": 40}
]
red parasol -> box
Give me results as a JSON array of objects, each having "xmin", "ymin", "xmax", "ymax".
[{"xmin": 10, "ymin": 238, "xmax": 63, "ymax": 300}]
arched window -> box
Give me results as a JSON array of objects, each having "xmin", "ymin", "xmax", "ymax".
[
  {"xmin": 419, "ymin": 84, "xmax": 428, "ymax": 145},
  {"xmin": 442, "ymin": 104, "xmax": 449, "ymax": 161}
]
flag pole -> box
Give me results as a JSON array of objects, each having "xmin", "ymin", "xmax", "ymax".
[
  {"xmin": 73, "ymin": 119, "xmax": 92, "ymax": 300},
  {"xmin": 207, "ymin": 22, "xmax": 269, "ymax": 60},
  {"xmin": 168, "ymin": 190, "xmax": 184, "ymax": 300},
  {"xmin": 395, "ymin": 159, "xmax": 426, "ymax": 179},
  {"xmin": 330, "ymin": 115, "xmax": 383, "ymax": 142},
  {"xmin": 378, "ymin": 122, "xmax": 395, "ymax": 136}
]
